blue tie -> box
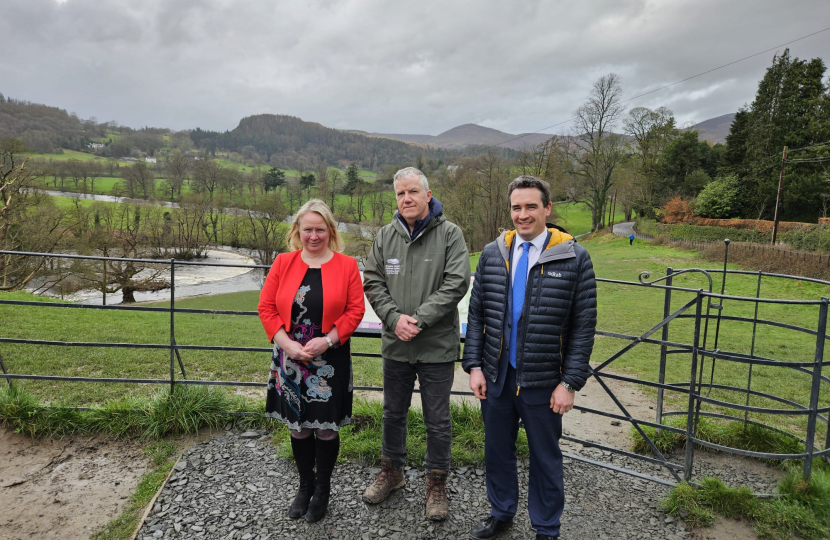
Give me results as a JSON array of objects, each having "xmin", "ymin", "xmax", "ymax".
[{"xmin": 510, "ymin": 242, "xmax": 532, "ymax": 369}]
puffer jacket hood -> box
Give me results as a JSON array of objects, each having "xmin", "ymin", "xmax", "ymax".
[{"xmin": 497, "ymin": 227, "xmax": 575, "ymax": 268}]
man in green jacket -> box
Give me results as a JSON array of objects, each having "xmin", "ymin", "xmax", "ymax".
[{"xmin": 362, "ymin": 166, "xmax": 471, "ymax": 521}]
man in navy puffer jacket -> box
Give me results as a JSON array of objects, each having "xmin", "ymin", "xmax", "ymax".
[{"xmin": 462, "ymin": 176, "xmax": 597, "ymax": 540}]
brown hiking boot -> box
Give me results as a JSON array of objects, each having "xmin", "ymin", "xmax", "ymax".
[
  {"xmin": 362, "ymin": 456, "xmax": 405, "ymax": 504},
  {"xmin": 425, "ymin": 469, "xmax": 449, "ymax": 521}
]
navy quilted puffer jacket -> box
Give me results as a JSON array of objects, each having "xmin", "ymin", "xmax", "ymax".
[{"xmin": 462, "ymin": 227, "xmax": 597, "ymax": 391}]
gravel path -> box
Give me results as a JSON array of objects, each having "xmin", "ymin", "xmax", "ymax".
[{"xmin": 135, "ymin": 426, "xmax": 782, "ymax": 540}]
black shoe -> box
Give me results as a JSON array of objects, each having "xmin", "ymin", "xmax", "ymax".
[
  {"xmin": 469, "ymin": 515, "xmax": 513, "ymax": 539},
  {"xmin": 536, "ymin": 535, "xmax": 559, "ymax": 540},
  {"xmin": 304, "ymin": 482, "xmax": 330, "ymax": 523}
]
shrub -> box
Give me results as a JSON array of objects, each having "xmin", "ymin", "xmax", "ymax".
[
  {"xmin": 661, "ymin": 197, "xmax": 694, "ymax": 224},
  {"xmin": 695, "ymin": 176, "xmax": 740, "ymax": 219}
]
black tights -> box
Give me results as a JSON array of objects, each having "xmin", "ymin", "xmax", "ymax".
[{"xmin": 290, "ymin": 427, "xmax": 338, "ymax": 441}]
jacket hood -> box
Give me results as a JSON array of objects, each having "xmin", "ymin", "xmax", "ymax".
[{"xmin": 496, "ymin": 226, "xmax": 575, "ymax": 270}]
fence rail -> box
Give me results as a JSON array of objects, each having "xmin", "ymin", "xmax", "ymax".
[{"xmin": 1, "ymin": 247, "xmax": 829, "ymax": 489}]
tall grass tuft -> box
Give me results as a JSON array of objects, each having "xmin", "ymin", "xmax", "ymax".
[
  {"xmin": 664, "ymin": 472, "xmax": 830, "ymax": 540},
  {"xmin": 0, "ymin": 383, "xmax": 86, "ymax": 437},
  {"xmin": 87, "ymin": 397, "xmax": 148, "ymax": 438},
  {"xmin": 0, "ymin": 382, "xmax": 45, "ymax": 437},
  {"xmin": 142, "ymin": 385, "xmax": 232, "ymax": 439}
]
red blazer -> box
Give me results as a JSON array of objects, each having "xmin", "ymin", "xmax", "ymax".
[{"xmin": 258, "ymin": 250, "xmax": 365, "ymax": 344}]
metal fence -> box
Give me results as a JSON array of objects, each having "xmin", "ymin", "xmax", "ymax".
[{"xmin": 1, "ymin": 246, "xmax": 828, "ymax": 490}]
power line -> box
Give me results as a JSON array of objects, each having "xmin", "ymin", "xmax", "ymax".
[
  {"xmin": 787, "ymin": 140, "xmax": 830, "ymax": 153},
  {"xmin": 453, "ymin": 26, "xmax": 830, "ymax": 157},
  {"xmin": 785, "ymin": 157, "xmax": 830, "ymax": 164}
]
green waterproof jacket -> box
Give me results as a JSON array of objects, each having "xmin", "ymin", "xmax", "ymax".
[{"xmin": 363, "ymin": 210, "xmax": 471, "ymax": 363}]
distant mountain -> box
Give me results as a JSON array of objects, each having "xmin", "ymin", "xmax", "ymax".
[
  {"xmin": 371, "ymin": 123, "xmax": 554, "ymax": 150},
  {"xmin": 191, "ymin": 114, "xmax": 456, "ymax": 169},
  {"xmin": 688, "ymin": 113, "xmax": 735, "ymax": 144}
]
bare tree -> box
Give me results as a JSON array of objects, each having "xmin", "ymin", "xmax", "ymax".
[
  {"xmin": 77, "ymin": 203, "xmax": 169, "ymax": 303},
  {"xmin": 244, "ymin": 191, "xmax": 288, "ymax": 266},
  {"xmin": 0, "ymin": 139, "xmax": 67, "ymax": 290},
  {"xmin": 191, "ymin": 156, "xmax": 221, "ymax": 200},
  {"xmin": 326, "ymin": 169, "xmax": 342, "ymax": 210},
  {"xmin": 122, "ymin": 161, "xmax": 155, "ymax": 199},
  {"xmin": 164, "ymin": 150, "xmax": 189, "ymax": 200},
  {"xmin": 173, "ymin": 194, "xmax": 210, "ymax": 259},
  {"xmin": 564, "ymin": 73, "xmax": 626, "ymax": 230}
]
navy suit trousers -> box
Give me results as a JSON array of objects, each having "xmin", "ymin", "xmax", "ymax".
[{"xmin": 481, "ymin": 365, "xmax": 564, "ymax": 537}]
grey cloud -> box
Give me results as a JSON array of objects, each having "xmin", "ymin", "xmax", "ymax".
[{"xmin": 1, "ymin": 0, "xmax": 828, "ymax": 135}]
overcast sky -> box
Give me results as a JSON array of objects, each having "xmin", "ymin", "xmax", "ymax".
[{"xmin": 2, "ymin": 0, "xmax": 829, "ymax": 136}]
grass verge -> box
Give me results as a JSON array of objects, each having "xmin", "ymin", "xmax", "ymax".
[
  {"xmin": 90, "ymin": 441, "xmax": 178, "ymax": 540},
  {"xmin": 664, "ymin": 468, "xmax": 830, "ymax": 540},
  {"xmin": 0, "ymin": 383, "xmax": 502, "ymax": 466},
  {"xmin": 630, "ymin": 417, "xmax": 811, "ymax": 467}
]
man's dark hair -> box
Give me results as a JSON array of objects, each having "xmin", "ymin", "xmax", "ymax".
[{"xmin": 508, "ymin": 176, "xmax": 551, "ymax": 207}]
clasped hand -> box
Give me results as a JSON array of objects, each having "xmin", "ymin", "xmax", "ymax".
[
  {"xmin": 395, "ymin": 314, "xmax": 421, "ymax": 342},
  {"xmin": 281, "ymin": 337, "xmax": 329, "ymax": 362}
]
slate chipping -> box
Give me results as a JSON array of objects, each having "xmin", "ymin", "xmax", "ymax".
[{"xmin": 137, "ymin": 428, "xmax": 779, "ymax": 540}]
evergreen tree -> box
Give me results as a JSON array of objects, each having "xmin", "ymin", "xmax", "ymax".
[
  {"xmin": 263, "ymin": 167, "xmax": 286, "ymax": 192},
  {"xmin": 343, "ymin": 163, "xmax": 361, "ymax": 194},
  {"xmin": 728, "ymin": 49, "xmax": 830, "ymax": 221}
]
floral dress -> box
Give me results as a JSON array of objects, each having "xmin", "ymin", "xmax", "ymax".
[{"xmin": 265, "ymin": 268, "xmax": 353, "ymax": 431}]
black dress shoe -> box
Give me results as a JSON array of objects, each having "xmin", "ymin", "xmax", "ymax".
[
  {"xmin": 535, "ymin": 535, "xmax": 559, "ymax": 539},
  {"xmin": 469, "ymin": 515, "xmax": 513, "ymax": 539}
]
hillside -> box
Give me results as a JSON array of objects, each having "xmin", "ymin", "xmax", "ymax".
[
  {"xmin": 190, "ymin": 114, "xmax": 455, "ymax": 170},
  {"xmin": 688, "ymin": 112, "xmax": 735, "ymax": 144},
  {"xmin": 373, "ymin": 123, "xmax": 554, "ymax": 150},
  {"xmin": 0, "ymin": 97, "xmax": 102, "ymax": 153}
]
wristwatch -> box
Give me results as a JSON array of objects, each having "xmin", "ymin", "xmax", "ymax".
[
  {"xmin": 325, "ymin": 336, "xmax": 334, "ymax": 349},
  {"xmin": 560, "ymin": 381, "xmax": 575, "ymax": 393}
]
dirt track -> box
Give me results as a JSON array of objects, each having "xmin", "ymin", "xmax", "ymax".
[{"xmin": 0, "ymin": 430, "xmax": 149, "ymax": 540}]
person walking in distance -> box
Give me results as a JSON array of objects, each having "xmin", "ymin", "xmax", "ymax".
[
  {"xmin": 463, "ymin": 176, "xmax": 597, "ymax": 539},
  {"xmin": 362, "ymin": 166, "xmax": 470, "ymax": 521},
  {"xmin": 629, "ymin": 232, "xmax": 635, "ymax": 246}
]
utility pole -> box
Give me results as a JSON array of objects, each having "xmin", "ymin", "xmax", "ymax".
[
  {"xmin": 771, "ymin": 146, "xmax": 788, "ymax": 245},
  {"xmin": 610, "ymin": 188, "xmax": 618, "ymax": 228}
]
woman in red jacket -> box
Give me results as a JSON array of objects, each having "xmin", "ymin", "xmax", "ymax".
[{"xmin": 258, "ymin": 199, "xmax": 365, "ymax": 523}]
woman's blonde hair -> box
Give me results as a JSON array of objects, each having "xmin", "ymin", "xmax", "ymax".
[{"xmin": 286, "ymin": 199, "xmax": 344, "ymax": 253}]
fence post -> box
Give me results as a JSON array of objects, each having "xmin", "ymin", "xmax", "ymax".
[
  {"xmin": 169, "ymin": 259, "xmax": 176, "ymax": 394},
  {"xmin": 0, "ymin": 352, "xmax": 10, "ymax": 387},
  {"xmin": 804, "ymin": 297, "xmax": 828, "ymax": 479},
  {"xmin": 745, "ymin": 271, "xmax": 763, "ymax": 427},
  {"xmin": 685, "ymin": 290, "xmax": 704, "ymax": 482},
  {"xmin": 657, "ymin": 267, "xmax": 673, "ymax": 432},
  {"xmin": 102, "ymin": 260, "xmax": 107, "ymax": 306}
]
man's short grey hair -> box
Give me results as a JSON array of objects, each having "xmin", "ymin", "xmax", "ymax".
[{"xmin": 393, "ymin": 167, "xmax": 429, "ymax": 192}]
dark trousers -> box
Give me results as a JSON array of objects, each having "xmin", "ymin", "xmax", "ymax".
[
  {"xmin": 381, "ymin": 358, "xmax": 455, "ymax": 471},
  {"xmin": 481, "ymin": 365, "xmax": 564, "ymax": 537}
]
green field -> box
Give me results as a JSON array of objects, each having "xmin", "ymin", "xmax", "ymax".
[
  {"xmin": 554, "ymin": 201, "xmax": 594, "ymax": 236},
  {"xmin": 30, "ymin": 149, "xmax": 105, "ymax": 162},
  {"xmin": 2, "ymin": 233, "xmax": 828, "ymax": 447},
  {"xmin": 588, "ymin": 234, "xmax": 830, "ymax": 440}
]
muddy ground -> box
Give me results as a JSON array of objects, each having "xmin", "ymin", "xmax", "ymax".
[
  {"xmin": 1, "ymin": 368, "xmax": 767, "ymax": 539},
  {"xmin": 0, "ymin": 430, "xmax": 149, "ymax": 540}
]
